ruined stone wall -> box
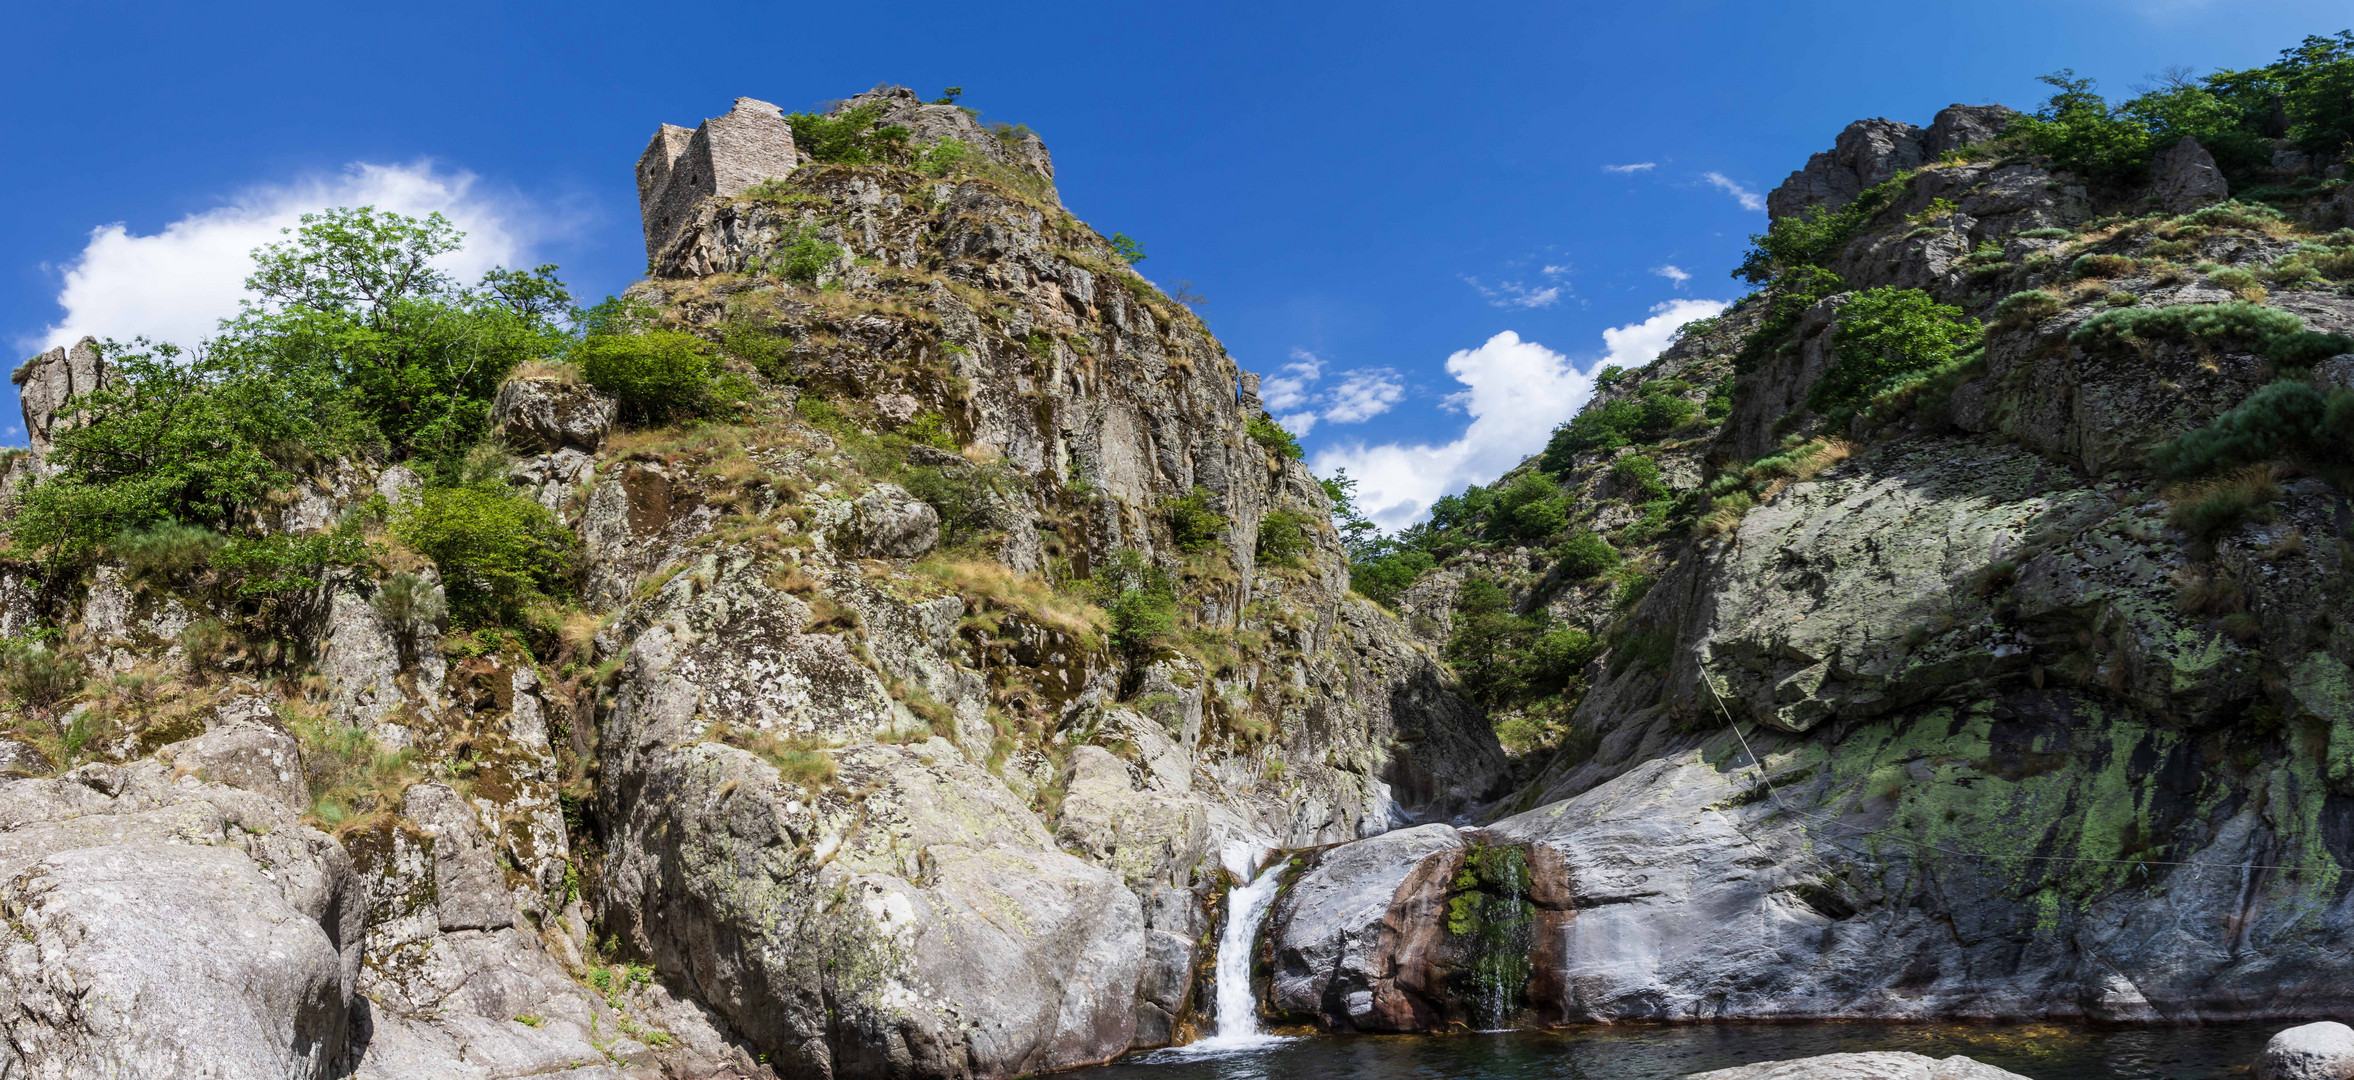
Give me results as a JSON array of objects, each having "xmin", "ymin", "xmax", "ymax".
[{"xmin": 634, "ymin": 97, "xmax": 798, "ymax": 268}]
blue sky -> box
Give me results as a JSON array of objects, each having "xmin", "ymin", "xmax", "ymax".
[{"xmin": 5, "ymin": 0, "xmax": 2347, "ymax": 526}]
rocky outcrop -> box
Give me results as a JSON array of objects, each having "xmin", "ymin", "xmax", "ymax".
[
  {"xmin": 1766, "ymin": 106, "xmax": 2015, "ymax": 221},
  {"xmin": 2152, "ymin": 136, "xmax": 2230, "ymax": 213},
  {"xmin": 0, "ymin": 759, "xmax": 364, "ymax": 1079},
  {"xmin": 1692, "ymin": 1053, "xmax": 2032, "ymax": 1080},
  {"xmin": 12, "ymin": 336, "xmax": 107, "ymax": 462},
  {"xmin": 493, "ymin": 376, "xmax": 617, "ymax": 453}
]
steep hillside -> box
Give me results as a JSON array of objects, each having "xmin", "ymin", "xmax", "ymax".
[
  {"xmin": 1272, "ymin": 49, "xmax": 2354, "ymax": 1030},
  {"xmin": 0, "ymin": 86, "xmax": 1502, "ymax": 1078}
]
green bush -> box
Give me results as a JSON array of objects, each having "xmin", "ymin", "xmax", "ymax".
[
  {"xmin": 1255, "ymin": 509, "xmax": 1315, "ymax": 566},
  {"xmin": 1090, "ymin": 550, "xmax": 1175, "ymax": 659},
  {"xmin": 1810, "ymin": 288, "xmax": 1980, "ymax": 417},
  {"xmin": 575, "ymin": 330, "xmax": 718, "ymax": 426},
  {"xmin": 1486, "ymin": 472, "xmax": 1569, "ymax": 543},
  {"xmin": 1608, "ymin": 455, "xmax": 1670, "ymax": 502},
  {"xmin": 1160, "ymin": 486, "xmax": 1227, "ymax": 554},
  {"xmin": 1735, "ymin": 175, "xmax": 1910, "ymax": 282},
  {"xmin": 2070, "ymin": 253, "xmax": 2137, "ymax": 279},
  {"xmin": 1246, "ymin": 415, "xmax": 1304, "ymax": 459},
  {"xmin": 2151, "ymin": 380, "xmax": 2354, "ymax": 476},
  {"xmin": 1108, "ymin": 233, "xmax": 1147, "ymax": 265},
  {"xmin": 918, "ymin": 138, "xmax": 973, "ymax": 178},
  {"xmin": 901, "ymin": 461, "xmax": 1015, "ymax": 549},
  {"xmin": 391, "ymin": 486, "xmax": 576, "ymax": 626},
  {"xmin": 1994, "ymin": 290, "xmax": 2064, "ymax": 325},
  {"xmin": 2007, "ymin": 71, "xmax": 2156, "ymax": 188},
  {"xmin": 1349, "ymin": 545, "xmax": 1434, "ymax": 608},
  {"xmin": 1552, "ymin": 531, "xmax": 1620, "ymax": 580},
  {"xmin": 772, "ymin": 227, "xmax": 841, "ymax": 286},
  {"xmin": 2018, "ymin": 227, "xmax": 2074, "ymax": 240},
  {"xmin": 1730, "ymin": 266, "xmax": 1849, "ymax": 374},
  {"xmin": 785, "ymin": 103, "xmax": 910, "ymax": 165},
  {"xmin": 110, "ymin": 522, "xmax": 226, "ymax": 580},
  {"xmin": 1445, "ymin": 579, "xmax": 1599, "ymax": 710},
  {"xmin": 2069, "ymin": 301, "xmax": 2304, "ymax": 359},
  {"xmin": 2166, "ymin": 466, "xmax": 2278, "ymax": 540},
  {"xmin": 210, "ymin": 525, "xmax": 376, "ymax": 602},
  {"xmin": 0, "ymin": 639, "xmax": 86, "ymax": 709},
  {"xmin": 1540, "ymin": 384, "xmax": 1700, "ymax": 469}
]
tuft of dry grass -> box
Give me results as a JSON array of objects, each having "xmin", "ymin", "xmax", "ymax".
[
  {"xmin": 2164, "ymin": 465, "xmax": 2277, "ymax": 541},
  {"xmin": 914, "ymin": 556, "xmax": 1108, "ymax": 643}
]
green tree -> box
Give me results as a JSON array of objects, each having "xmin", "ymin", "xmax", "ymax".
[
  {"xmin": 1810, "ymin": 288, "xmax": 1979, "ymax": 416},
  {"xmin": 391, "ymin": 485, "xmax": 576, "ymax": 626}
]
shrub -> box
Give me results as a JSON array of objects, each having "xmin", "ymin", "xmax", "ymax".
[
  {"xmin": 2165, "ymin": 465, "xmax": 2278, "ymax": 539},
  {"xmin": 1810, "ymin": 288, "xmax": 1980, "ymax": 417},
  {"xmin": 785, "ymin": 103, "xmax": 910, "ymax": 165},
  {"xmin": 575, "ymin": 330, "xmax": 717, "ymax": 425},
  {"xmin": 1160, "ymin": 486, "xmax": 1226, "ymax": 554},
  {"xmin": 1994, "ymin": 290, "xmax": 2065, "ymax": 327},
  {"xmin": 902, "ymin": 462, "xmax": 1014, "ymax": 549},
  {"xmin": 2018, "ymin": 227, "xmax": 2074, "ymax": 240},
  {"xmin": 1090, "ymin": 550, "xmax": 1175, "ymax": 659},
  {"xmin": 1608, "ymin": 455, "xmax": 1670, "ymax": 502},
  {"xmin": 1350, "ymin": 545, "xmax": 1434, "ymax": 608},
  {"xmin": 1246, "ymin": 415, "xmax": 1304, "ymax": 459},
  {"xmin": 721, "ymin": 318, "xmax": 796, "ymax": 381},
  {"xmin": 1735, "ymin": 175, "xmax": 1909, "ymax": 282},
  {"xmin": 391, "ymin": 486, "xmax": 576, "ymax": 626},
  {"xmin": 2070, "ymin": 253, "xmax": 2138, "ymax": 279},
  {"xmin": 110, "ymin": 522, "xmax": 226, "ymax": 580},
  {"xmin": 2266, "ymin": 330, "xmax": 2354, "ymax": 368},
  {"xmin": 1255, "ymin": 509, "xmax": 1315, "ymax": 567},
  {"xmin": 2068, "ymin": 301, "xmax": 2303, "ymax": 359},
  {"xmin": 1109, "ymin": 233, "xmax": 1147, "ymax": 265},
  {"xmin": 772, "ymin": 228, "xmax": 842, "ymax": 286},
  {"xmin": 0, "ymin": 639, "xmax": 85, "ymax": 709},
  {"xmin": 1553, "ymin": 531, "xmax": 1620, "ymax": 580},
  {"xmin": 1484, "ymin": 472, "xmax": 1569, "ymax": 543},
  {"xmin": 2151, "ymin": 381, "xmax": 2354, "ymax": 476},
  {"xmin": 1729, "ymin": 265, "xmax": 1849, "ymax": 373},
  {"xmin": 918, "ymin": 138, "xmax": 973, "ymax": 178},
  {"xmin": 1540, "ymin": 383, "xmax": 1700, "ymax": 469}
]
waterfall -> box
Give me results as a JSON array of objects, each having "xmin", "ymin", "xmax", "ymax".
[{"xmin": 1168, "ymin": 845, "xmax": 1291, "ymax": 1055}]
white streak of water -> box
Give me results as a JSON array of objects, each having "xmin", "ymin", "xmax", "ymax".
[{"xmin": 1158, "ymin": 845, "xmax": 1293, "ymax": 1058}]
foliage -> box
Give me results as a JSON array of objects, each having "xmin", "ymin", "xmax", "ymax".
[
  {"xmin": 1731, "ymin": 266, "xmax": 1849, "ymax": 374},
  {"xmin": 1246, "ymin": 415, "xmax": 1304, "ymax": 459},
  {"xmin": 1321, "ymin": 469, "xmax": 1381, "ymax": 560},
  {"xmin": 1445, "ymin": 579, "xmax": 1598, "ymax": 711},
  {"xmin": 2068, "ymin": 301, "xmax": 2310, "ymax": 360},
  {"xmin": 785, "ymin": 103, "xmax": 910, "ymax": 165},
  {"xmin": 1088, "ymin": 549, "xmax": 1176, "ymax": 660},
  {"xmin": 1734, "ymin": 175, "xmax": 1909, "ymax": 283},
  {"xmin": 391, "ymin": 485, "xmax": 576, "ymax": 626},
  {"xmin": 1159, "ymin": 486, "xmax": 1227, "ymax": 554},
  {"xmin": 1255, "ymin": 509, "xmax": 1315, "ymax": 567},
  {"xmin": 1539, "ymin": 382, "xmax": 1698, "ymax": 469},
  {"xmin": 210, "ymin": 523, "xmax": 377, "ymax": 602},
  {"xmin": 1552, "ymin": 531, "xmax": 1620, "ymax": 580},
  {"xmin": 1608, "ymin": 454, "xmax": 1669, "ymax": 502},
  {"xmin": 1108, "ymin": 233, "xmax": 1147, "ymax": 265},
  {"xmin": 0, "ymin": 638, "xmax": 86, "ymax": 709},
  {"xmin": 2150, "ymin": 380, "xmax": 2354, "ymax": 477},
  {"xmin": 901, "ymin": 461, "xmax": 1016, "ymax": 549},
  {"xmin": 1810, "ymin": 288, "xmax": 1980, "ymax": 417},
  {"xmin": 9, "ymin": 340, "xmax": 360, "ymax": 568},
  {"xmin": 772, "ymin": 227, "xmax": 842, "ymax": 285},
  {"xmin": 1993, "ymin": 289, "xmax": 2065, "ymax": 326},
  {"xmin": 109, "ymin": 521, "xmax": 227, "ymax": 581},
  {"xmin": 1349, "ymin": 545, "xmax": 1434, "ymax": 608},
  {"xmin": 574, "ymin": 329, "xmax": 722, "ymax": 426},
  {"xmin": 918, "ymin": 138, "xmax": 973, "ymax": 178}
]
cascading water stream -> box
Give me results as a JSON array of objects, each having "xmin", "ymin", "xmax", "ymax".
[{"xmin": 1163, "ymin": 845, "xmax": 1292, "ymax": 1056}]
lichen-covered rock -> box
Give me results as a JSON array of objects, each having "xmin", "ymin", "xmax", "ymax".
[
  {"xmin": 0, "ymin": 763, "xmax": 364, "ymax": 1079},
  {"xmin": 11, "ymin": 336, "xmax": 107, "ymax": 463},
  {"xmin": 493, "ymin": 376, "xmax": 617, "ymax": 453},
  {"xmin": 157, "ymin": 717, "xmax": 311, "ymax": 814}
]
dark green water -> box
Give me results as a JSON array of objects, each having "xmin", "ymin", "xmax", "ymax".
[{"xmin": 1097, "ymin": 1024, "xmax": 2276, "ymax": 1079}]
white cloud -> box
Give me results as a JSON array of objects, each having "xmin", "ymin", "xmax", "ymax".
[
  {"xmin": 1703, "ymin": 171, "xmax": 1766, "ymax": 213},
  {"xmin": 1654, "ymin": 265, "xmax": 1691, "ymax": 285},
  {"xmin": 1257, "ymin": 347, "xmax": 1403, "ymax": 436},
  {"xmin": 1312, "ymin": 298, "xmax": 1731, "ymax": 530},
  {"xmin": 1463, "ymin": 276, "xmax": 1563, "ymax": 309},
  {"xmin": 1540, "ymin": 264, "xmax": 1570, "ymax": 278},
  {"xmin": 31, "ymin": 161, "xmax": 549, "ymax": 354},
  {"xmin": 1605, "ymin": 162, "xmax": 1657, "ymax": 173}
]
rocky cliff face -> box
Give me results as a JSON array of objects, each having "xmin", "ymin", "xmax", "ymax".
[
  {"xmin": 0, "ymin": 86, "xmax": 1501, "ymax": 1078},
  {"xmin": 1270, "ymin": 106, "xmax": 2354, "ymax": 1033}
]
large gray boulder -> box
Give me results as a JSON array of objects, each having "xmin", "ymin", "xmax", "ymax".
[
  {"xmin": 2255, "ymin": 1022, "xmax": 2354, "ymax": 1080},
  {"xmin": 1266, "ymin": 823, "xmax": 1465, "ymax": 1030},
  {"xmin": 0, "ymin": 763, "xmax": 364, "ymax": 1079},
  {"xmin": 12, "ymin": 336, "xmax": 107, "ymax": 462},
  {"xmin": 1691, "ymin": 1051, "xmax": 2032, "ymax": 1079},
  {"xmin": 492, "ymin": 375, "xmax": 617, "ymax": 453},
  {"xmin": 2153, "ymin": 136, "xmax": 2230, "ymax": 213}
]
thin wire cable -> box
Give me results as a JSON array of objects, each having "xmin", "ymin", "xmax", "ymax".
[{"xmin": 1699, "ymin": 676, "xmax": 2320, "ymax": 874}]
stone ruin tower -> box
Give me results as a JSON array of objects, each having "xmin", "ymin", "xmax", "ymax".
[{"xmin": 635, "ymin": 97, "xmax": 800, "ymax": 268}]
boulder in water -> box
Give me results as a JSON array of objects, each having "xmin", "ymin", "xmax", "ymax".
[{"xmin": 2255, "ymin": 1022, "xmax": 2354, "ymax": 1080}]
